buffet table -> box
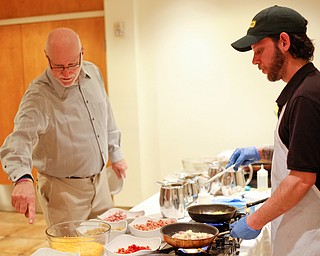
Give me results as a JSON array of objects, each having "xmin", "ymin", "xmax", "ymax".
[{"xmin": 131, "ymin": 191, "xmax": 272, "ymax": 256}]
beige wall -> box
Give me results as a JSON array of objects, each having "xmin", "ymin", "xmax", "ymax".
[{"xmin": 105, "ymin": 0, "xmax": 320, "ymax": 207}]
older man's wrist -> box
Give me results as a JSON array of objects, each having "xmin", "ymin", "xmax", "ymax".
[{"xmin": 14, "ymin": 174, "xmax": 34, "ymax": 186}]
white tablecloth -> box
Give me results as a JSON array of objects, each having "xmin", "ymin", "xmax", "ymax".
[{"xmin": 131, "ymin": 192, "xmax": 272, "ymax": 256}]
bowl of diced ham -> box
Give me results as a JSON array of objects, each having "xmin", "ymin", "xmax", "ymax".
[
  {"xmin": 98, "ymin": 208, "xmax": 145, "ymax": 224},
  {"xmin": 128, "ymin": 216, "xmax": 177, "ymax": 240}
]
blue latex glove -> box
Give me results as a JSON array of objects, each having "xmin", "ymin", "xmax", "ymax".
[
  {"xmin": 226, "ymin": 146, "xmax": 260, "ymax": 170},
  {"xmin": 230, "ymin": 215, "xmax": 261, "ymax": 240}
]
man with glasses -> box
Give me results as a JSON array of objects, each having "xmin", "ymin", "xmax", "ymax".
[{"xmin": 0, "ymin": 27, "xmax": 127, "ymax": 226}]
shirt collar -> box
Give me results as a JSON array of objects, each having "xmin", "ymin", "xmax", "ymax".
[
  {"xmin": 276, "ymin": 62, "xmax": 317, "ymax": 110},
  {"xmin": 46, "ymin": 65, "xmax": 91, "ymax": 99}
]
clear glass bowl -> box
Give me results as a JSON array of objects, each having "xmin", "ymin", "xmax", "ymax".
[{"xmin": 45, "ymin": 219, "xmax": 110, "ymax": 256}]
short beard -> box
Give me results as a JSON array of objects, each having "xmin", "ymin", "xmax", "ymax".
[{"xmin": 267, "ymin": 43, "xmax": 286, "ymax": 82}]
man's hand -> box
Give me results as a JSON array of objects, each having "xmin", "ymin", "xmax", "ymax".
[
  {"xmin": 230, "ymin": 215, "xmax": 261, "ymax": 239},
  {"xmin": 226, "ymin": 146, "xmax": 260, "ymax": 170},
  {"xmin": 112, "ymin": 159, "xmax": 127, "ymax": 179},
  {"xmin": 11, "ymin": 181, "xmax": 36, "ymax": 224}
]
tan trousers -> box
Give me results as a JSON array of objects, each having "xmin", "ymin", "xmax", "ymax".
[{"xmin": 36, "ymin": 170, "xmax": 114, "ymax": 227}]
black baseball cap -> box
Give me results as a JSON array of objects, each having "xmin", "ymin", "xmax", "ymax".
[{"xmin": 231, "ymin": 5, "xmax": 307, "ymax": 52}]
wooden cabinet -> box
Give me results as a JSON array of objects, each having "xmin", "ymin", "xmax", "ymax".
[
  {"xmin": 0, "ymin": 1, "xmax": 106, "ymax": 184},
  {"xmin": 0, "ymin": 25, "xmax": 25, "ymax": 184},
  {"xmin": 0, "ymin": 0, "xmax": 103, "ymax": 19}
]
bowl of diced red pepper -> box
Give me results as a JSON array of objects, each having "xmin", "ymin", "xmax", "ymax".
[{"xmin": 104, "ymin": 234, "xmax": 161, "ymax": 256}]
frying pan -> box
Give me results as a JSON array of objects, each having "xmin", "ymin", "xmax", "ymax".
[
  {"xmin": 160, "ymin": 222, "xmax": 219, "ymax": 248},
  {"xmin": 187, "ymin": 197, "xmax": 269, "ymax": 223},
  {"xmin": 187, "ymin": 204, "xmax": 237, "ymax": 223}
]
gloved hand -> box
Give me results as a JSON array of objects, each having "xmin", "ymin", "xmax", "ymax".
[
  {"xmin": 226, "ymin": 146, "xmax": 260, "ymax": 170},
  {"xmin": 230, "ymin": 216, "xmax": 261, "ymax": 240}
]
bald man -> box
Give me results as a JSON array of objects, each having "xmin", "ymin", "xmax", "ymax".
[{"xmin": 0, "ymin": 28, "xmax": 127, "ymax": 226}]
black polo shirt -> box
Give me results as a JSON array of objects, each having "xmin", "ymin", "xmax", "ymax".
[{"xmin": 276, "ymin": 63, "xmax": 320, "ymax": 189}]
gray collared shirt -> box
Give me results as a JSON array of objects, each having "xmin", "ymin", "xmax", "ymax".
[{"xmin": 1, "ymin": 61, "xmax": 123, "ymax": 181}]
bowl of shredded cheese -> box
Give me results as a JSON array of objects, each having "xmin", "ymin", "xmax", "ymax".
[{"xmin": 45, "ymin": 219, "xmax": 111, "ymax": 256}]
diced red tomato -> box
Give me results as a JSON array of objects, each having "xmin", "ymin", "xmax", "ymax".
[{"xmin": 116, "ymin": 244, "xmax": 151, "ymax": 254}]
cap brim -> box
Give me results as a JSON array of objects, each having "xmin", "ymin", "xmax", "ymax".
[{"xmin": 231, "ymin": 34, "xmax": 267, "ymax": 52}]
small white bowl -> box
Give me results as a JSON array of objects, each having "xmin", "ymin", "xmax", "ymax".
[
  {"xmin": 98, "ymin": 208, "xmax": 145, "ymax": 225},
  {"xmin": 108, "ymin": 220, "xmax": 127, "ymax": 241},
  {"xmin": 106, "ymin": 166, "xmax": 124, "ymax": 195},
  {"xmin": 129, "ymin": 216, "xmax": 177, "ymax": 241},
  {"xmin": 105, "ymin": 234, "xmax": 161, "ymax": 256}
]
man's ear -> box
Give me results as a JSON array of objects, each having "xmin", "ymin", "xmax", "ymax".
[{"xmin": 279, "ymin": 32, "xmax": 291, "ymax": 51}]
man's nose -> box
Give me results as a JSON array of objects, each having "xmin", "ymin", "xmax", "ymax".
[
  {"xmin": 61, "ymin": 67, "xmax": 72, "ymax": 76},
  {"xmin": 252, "ymin": 54, "xmax": 259, "ymax": 65}
]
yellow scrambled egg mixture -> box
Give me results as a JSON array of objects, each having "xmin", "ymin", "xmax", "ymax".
[{"xmin": 50, "ymin": 237, "xmax": 104, "ymax": 256}]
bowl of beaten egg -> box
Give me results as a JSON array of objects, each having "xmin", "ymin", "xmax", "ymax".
[{"xmin": 45, "ymin": 219, "xmax": 111, "ymax": 256}]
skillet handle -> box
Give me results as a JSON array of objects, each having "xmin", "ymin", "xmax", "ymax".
[{"xmin": 246, "ymin": 197, "xmax": 269, "ymax": 208}]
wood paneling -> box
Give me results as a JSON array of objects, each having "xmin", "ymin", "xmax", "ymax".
[
  {"xmin": 0, "ymin": 0, "xmax": 103, "ymax": 19},
  {"xmin": 0, "ymin": 26, "xmax": 25, "ymax": 184}
]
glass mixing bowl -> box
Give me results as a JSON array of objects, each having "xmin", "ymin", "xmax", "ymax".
[{"xmin": 45, "ymin": 219, "xmax": 110, "ymax": 256}]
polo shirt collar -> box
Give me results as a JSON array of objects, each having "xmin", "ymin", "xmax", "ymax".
[{"xmin": 276, "ymin": 63, "xmax": 316, "ymax": 112}]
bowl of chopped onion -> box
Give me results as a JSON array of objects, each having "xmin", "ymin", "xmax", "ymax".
[{"xmin": 108, "ymin": 220, "xmax": 127, "ymax": 241}]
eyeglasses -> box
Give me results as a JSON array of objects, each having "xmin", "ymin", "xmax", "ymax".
[{"xmin": 47, "ymin": 53, "xmax": 82, "ymax": 72}]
